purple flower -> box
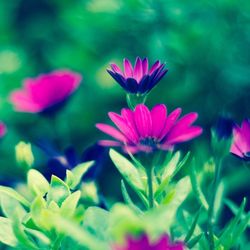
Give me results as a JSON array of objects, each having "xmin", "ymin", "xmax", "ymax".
[
  {"xmin": 230, "ymin": 119, "xmax": 250, "ymax": 161},
  {"xmin": 9, "ymin": 70, "xmax": 82, "ymax": 114},
  {"xmin": 96, "ymin": 104, "xmax": 202, "ymax": 153},
  {"xmin": 107, "ymin": 57, "xmax": 168, "ymax": 94},
  {"xmin": 113, "ymin": 234, "xmax": 185, "ymax": 250},
  {"xmin": 0, "ymin": 122, "xmax": 6, "ymax": 138}
]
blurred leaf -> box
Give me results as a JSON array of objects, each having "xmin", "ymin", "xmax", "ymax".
[
  {"xmin": 27, "ymin": 169, "xmax": 49, "ymax": 196},
  {"xmin": 61, "ymin": 190, "xmax": 81, "ymax": 217},
  {"xmin": 0, "ymin": 186, "xmax": 30, "ymax": 207},
  {"xmin": 0, "ymin": 217, "xmax": 17, "ymax": 247},
  {"xmin": 47, "ymin": 175, "xmax": 70, "ymax": 206}
]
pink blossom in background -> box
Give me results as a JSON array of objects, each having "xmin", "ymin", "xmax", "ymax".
[
  {"xmin": 113, "ymin": 234, "xmax": 185, "ymax": 250},
  {"xmin": 230, "ymin": 119, "xmax": 250, "ymax": 161},
  {"xmin": 107, "ymin": 57, "xmax": 168, "ymax": 94},
  {"xmin": 0, "ymin": 122, "xmax": 6, "ymax": 138},
  {"xmin": 9, "ymin": 70, "xmax": 82, "ymax": 114},
  {"xmin": 96, "ymin": 104, "xmax": 202, "ymax": 153}
]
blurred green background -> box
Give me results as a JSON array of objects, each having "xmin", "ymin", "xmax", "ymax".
[{"xmin": 0, "ymin": 0, "xmax": 250, "ymax": 204}]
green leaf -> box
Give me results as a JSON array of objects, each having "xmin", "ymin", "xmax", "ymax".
[
  {"xmin": 27, "ymin": 169, "xmax": 49, "ymax": 196},
  {"xmin": 161, "ymin": 151, "xmax": 181, "ymax": 180},
  {"xmin": 24, "ymin": 228, "xmax": 51, "ymax": 246},
  {"xmin": 121, "ymin": 180, "xmax": 143, "ymax": 213},
  {"xmin": 0, "ymin": 186, "xmax": 30, "ymax": 207},
  {"xmin": 189, "ymin": 161, "xmax": 209, "ymax": 210},
  {"xmin": 218, "ymin": 198, "xmax": 247, "ymax": 248},
  {"xmin": 30, "ymin": 196, "xmax": 48, "ymax": 230},
  {"xmin": 109, "ymin": 149, "xmax": 144, "ymax": 192},
  {"xmin": 185, "ymin": 207, "xmax": 202, "ymax": 243},
  {"xmin": 47, "ymin": 175, "xmax": 70, "ymax": 206},
  {"xmin": 0, "ymin": 217, "xmax": 17, "ymax": 247},
  {"xmin": 61, "ymin": 191, "xmax": 81, "ymax": 217},
  {"xmin": 69, "ymin": 161, "xmax": 94, "ymax": 189},
  {"xmin": 213, "ymin": 181, "xmax": 224, "ymax": 221},
  {"xmin": 186, "ymin": 233, "xmax": 203, "ymax": 248},
  {"xmin": 83, "ymin": 207, "xmax": 109, "ymax": 241},
  {"xmin": 0, "ymin": 194, "xmax": 26, "ymax": 220}
]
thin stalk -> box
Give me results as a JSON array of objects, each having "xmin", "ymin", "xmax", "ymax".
[
  {"xmin": 146, "ymin": 167, "xmax": 154, "ymax": 209},
  {"xmin": 207, "ymin": 158, "xmax": 222, "ymax": 250}
]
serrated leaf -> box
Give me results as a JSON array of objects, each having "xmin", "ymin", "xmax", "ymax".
[
  {"xmin": 0, "ymin": 186, "xmax": 30, "ymax": 207},
  {"xmin": 109, "ymin": 149, "xmax": 144, "ymax": 192},
  {"xmin": 61, "ymin": 191, "xmax": 81, "ymax": 217},
  {"xmin": 47, "ymin": 175, "xmax": 70, "ymax": 206},
  {"xmin": 27, "ymin": 169, "xmax": 49, "ymax": 196},
  {"xmin": 0, "ymin": 217, "xmax": 17, "ymax": 247}
]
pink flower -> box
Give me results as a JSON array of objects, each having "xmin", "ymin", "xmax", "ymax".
[
  {"xmin": 107, "ymin": 57, "xmax": 168, "ymax": 94},
  {"xmin": 230, "ymin": 119, "xmax": 250, "ymax": 161},
  {"xmin": 0, "ymin": 122, "xmax": 6, "ymax": 138},
  {"xmin": 10, "ymin": 70, "xmax": 82, "ymax": 114},
  {"xmin": 96, "ymin": 104, "xmax": 202, "ymax": 153},
  {"xmin": 113, "ymin": 234, "xmax": 185, "ymax": 250}
]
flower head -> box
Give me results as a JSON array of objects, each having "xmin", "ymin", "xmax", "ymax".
[
  {"xmin": 0, "ymin": 122, "xmax": 6, "ymax": 138},
  {"xmin": 230, "ymin": 119, "xmax": 250, "ymax": 161},
  {"xmin": 107, "ymin": 57, "xmax": 168, "ymax": 94},
  {"xmin": 10, "ymin": 70, "xmax": 82, "ymax": 114},
  {"xmin": 113, "ymin": 234, "xmax": 185, "ymax": 250},
  {"xmin": 214, "ymin": 116, "xmax": 234, "ymax": 140},
  {"xmin": 96, "ymin": 104, "xmax": 202, "ymax": 153}
]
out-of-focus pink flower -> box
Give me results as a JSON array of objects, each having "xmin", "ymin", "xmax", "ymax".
[
  {"xmin": 230, "ymin": 119, "xmax": 250, "ymax": 161},
  {"xmin": 10, "ymin": 70, "xmax": 82, "ymax": 114},
  {"xmin": 0, "ymin": 122, "xmax": 6, "ymax": 138},
  {"xmin": 107, "ymin": 57, "xmax": 168, "ymax": 94},
  {"xmin": 113, "ymin": 234, "xmax": 185, "ymax": 250},
  {"xmin": 96, "ymin": 104, "xmax": 202, "ymax": 153}
]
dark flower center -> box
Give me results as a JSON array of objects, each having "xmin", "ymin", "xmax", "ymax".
[
  {"xmin": 140, "ymin": 137, "xmax": 158, "ymax": 149},
  {"xmin": 244, "ymin": 152, "xmax": 250, "ymax": 161}
]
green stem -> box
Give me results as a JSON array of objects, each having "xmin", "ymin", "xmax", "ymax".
[
  {"xmin": 208, "ymin": 158, "xmax": 222, "ymax": 250},
  {"xmin": 146, "ymin": 167, "xmax": 154, "ymax": 209}
]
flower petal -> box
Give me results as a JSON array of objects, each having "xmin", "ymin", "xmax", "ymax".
[
  {"xmin": 123, "ymin": 59, "xmax": 133, "ymax": 78},
  {"xmin": 134, "ymin": 104, "xmax": 152, "ymax": 138},
  {"xmin": 159, "ymin": 108, "xmax": 182, "ymax": 140},
  {"xmin": 133, "ymin": 57, "xmax": 143, "ymax": 82},
  {"xmin": 142, "ymin": 58, "xmax": 149, "ymax": 75},
  {"xmin": 108, "ymin": 112, "xmax": 139, "ymax": 143},
  {"xmin": 110, "ymin": 63, "xmax": 124, "ymax": 75},
  {"xmin": 166, "ymin": 126, "xmax": 203, "ymax": 144},
  {"xmin": 96, "ymin": 123, "xmax": 127, "ymax": 142},
  {"xmin": 149, "ymin": 60, "xmax": 161, "ymax": 75},
  {"xmin": 151, "ymin": 104, "xmax": 167, "ymax": 138}
]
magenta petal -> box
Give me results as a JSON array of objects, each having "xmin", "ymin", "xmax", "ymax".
[
  {"xmin": 134, "ymin": 104, "xmax": 152, "ymax": 138},
  {"xmin": 166, "ymin": 112, "xmax": 199, "ymax": 139},
  {"xmin": 133, "ymin": 57, "xmax": 143, "ymax": 82},
  {"xmin": 167, "ymin": 126, "xmax": 203, "ymax": 144},
  {"xmin": 151, "ymin": 104, "xmax": 167, "ymax": 138},
  {"xmin": 232, "ymin": 125, "xmax": 250, "ymax": 153},
  {"xmin": 149, "ymin": 60, "xmax": 161, "ymax": 75},
  {"xmin": 142, "ymin": 58, "xmax": 149, "ymax": 75},
  {"xmin": 123, "ymin": 59, "xmax": 133, "ymax": 78},
  {"xmin": 96, "ymin": 123, "xmax": 127, "ymax": 142},
  {"xmin": 98, "ymin": 140, "xmax": 121, "ymax": 147},
  {"xmin": 108, "ymin": 112, "xmax": 139, "ymax": 143},
  {"xmin": 111, "ymin": 63, "xmax": 124, "ymax": 75},
  {"xmin": 159, "ymin": 108, "xmax": 182, "ymax": 140},
  {"xmin": 9, "ymin": 91, "xmax": 42, "ymax": 112},
  {"xmin": 230, "ymin": 143, "xmax": 244, "ymax": 157},
  {"xmin": 121, "ymin": 108, "xmax": 139, "ymax": 137},
  {"xmin": 0, "ymin": 122, "xmax": 6, "ymax": 138}
]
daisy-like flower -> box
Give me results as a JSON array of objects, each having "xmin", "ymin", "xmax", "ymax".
[
  {"xmin": 96, "ymin": 104, "xmax": 202, "ymax": 153},
  {"xmin": 230, "ymin": 119, "xmax": 250, "ymax": 161},
  {"xmin": 9, "ymin": 70, "xmax": 82, "ymax": 114},
  {"xmin": 107, "ymin": 57, "xmax": 168, "ymax": 95},
  {"xmin": 113, "ymin": 234, "xmax": 185, "ymax": 250},
  {"xmin": 0, "ymin": 122, "xmax": 6, "ymax": 138}
]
